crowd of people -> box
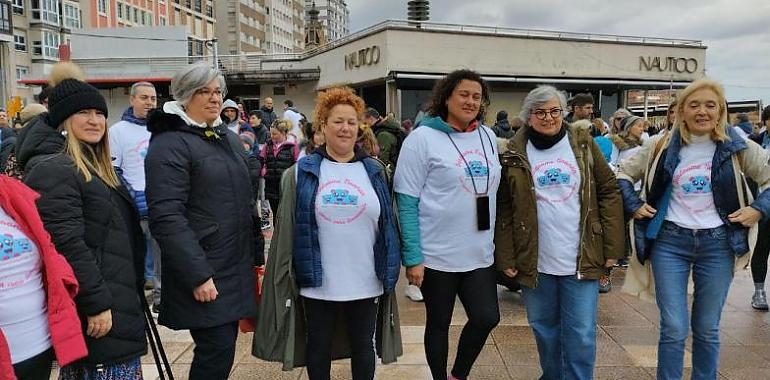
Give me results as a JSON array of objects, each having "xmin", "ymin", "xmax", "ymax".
[{"xmin": 0, "ymin": 59, "xmax": 768, "ymax": 380}]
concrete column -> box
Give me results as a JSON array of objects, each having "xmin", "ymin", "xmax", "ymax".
[{"xmin": 386, "ymin": 78, "xmax": 398, "ymax": 119}]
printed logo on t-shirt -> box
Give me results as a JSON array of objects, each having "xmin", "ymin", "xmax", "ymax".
[
  {"xmin": 0, "ymin": 233, "xmax": 32, "ymax": 261},
  {"xmin": 455, "ymin": 150, "xmax": 496, "ymax": 194},
  {"xmin": 316, "ymin": 178, "xmax": 368, "ymax": 224},
  {"xmin": 127, "ymin": 139, "xmax": 150, "ymax": 159},
  {"xmin": 673, "ymin": 163, "xmax": 714, "ymax": 212},
  {"xmin": 0, "ymin": 221, "xmax": 39, "ymax": 290},
  {"xmin": 532, "ymin": 158, "xmax": 579, "ymax": 203}
]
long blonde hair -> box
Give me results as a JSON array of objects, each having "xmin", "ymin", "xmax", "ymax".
[
  {"xmin": 61, "ymin": 117, "xmax": 120, "ymax": 188},
  {"xmin": 674, "ymin": 78, "xmax": 730, "ymax": 145}
]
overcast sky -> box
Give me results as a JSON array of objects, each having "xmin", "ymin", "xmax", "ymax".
[{"xmin": 348, "ymin": 0, "xmax": 770, "ymax": 107}]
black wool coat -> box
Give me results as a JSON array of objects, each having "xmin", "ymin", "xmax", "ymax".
[{"xmin": 145, "ymin": 110, "xmax": 260, "ymax": 330}]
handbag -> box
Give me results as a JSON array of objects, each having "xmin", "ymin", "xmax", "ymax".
[{"xmin": 239, "ymin": 265, "xmax": 265, "ymax": 333}]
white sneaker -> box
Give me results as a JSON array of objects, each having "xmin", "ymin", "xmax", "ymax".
[{"xmin": 405, "ymin": 284, "xmax": 424, "ymax": 302}]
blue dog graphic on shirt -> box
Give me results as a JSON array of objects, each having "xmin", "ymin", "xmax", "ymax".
[
  {"xmin": 465, "ymin": 161, "xmax": 489, "ymax": 178},
  {"xmin": 681, "ymin": 175, "xmax": 711, "ymax": 194},
  {"xmin": 0, "ymin": 234, "xmax": 32, "ymax": 260},
  {"xmin": 322, "ymin": 189, "xmax": 359, "ymax": 206},
  {"xmin": 537, "ymin": 168, "xmax": 570, "ymax": 187}
]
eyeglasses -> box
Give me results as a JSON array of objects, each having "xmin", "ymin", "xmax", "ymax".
[
  {"xmin": 531, "ymin": 108, "xmax": 563, "ymax": 120},
  {"xmin": 195, "ymin": 88, "xmax": 224, "ymax": 99}
]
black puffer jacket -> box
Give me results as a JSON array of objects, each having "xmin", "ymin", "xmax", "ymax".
[
  {"xmin": 0, "ymin": 127, "xmax": 17, "ymax": 165},
  {"xmin": 14, "ymin": 113, "xmax": 63, "ymax": 174},
  {"xmin": 145, "ymin": 110, "xmax": 259, "ymax": 330},
  {"xmin": 263, "ymin": 140, "xmax": 297, "ymax": 200},
  {"xmin": 20, "ymin": 121, "xmax": 147, "ymax": 365}
]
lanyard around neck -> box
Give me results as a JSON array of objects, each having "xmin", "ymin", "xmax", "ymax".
[{"xmin": 446, "ymin": 128, "xmax": 492, "ymax": 196}]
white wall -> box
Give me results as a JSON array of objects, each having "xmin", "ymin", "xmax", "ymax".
[{"xmin": 70, "ymin": 26, "xmax": 188, "ymax": 59}]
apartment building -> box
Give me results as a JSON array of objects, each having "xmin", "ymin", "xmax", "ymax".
[
  {"xmin": 303, "ymin": 0, "xmax": 347, "ymax": 42},
  {"xmin": 264, "ymin": 0, "xmax": 303, "ymax": 53},
  {"xmin": 215, "ymin": 0, "xmax": 265, "ymax": 54}
]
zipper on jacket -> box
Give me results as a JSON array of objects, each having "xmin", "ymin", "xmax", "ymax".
[{"xmin": 576, "ymin": 142, "xmax": 591, "ymax": 280}]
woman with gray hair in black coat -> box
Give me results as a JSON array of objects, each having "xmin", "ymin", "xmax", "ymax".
[{"xmin": 144, "ymin": 62, "xmax": 263, "ymax": 380}]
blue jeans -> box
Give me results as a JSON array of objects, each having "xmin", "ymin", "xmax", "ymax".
[
  {"xmin": 141, "ymin": 220, "xmax": 162, "ymax": 306},
  {"xmin": 651, "ymin": 221, "xmax": 734, "ymax": 380},
  {"xmin": 522, "ymin": 273, "xmax": 599, "ymax": 380}
]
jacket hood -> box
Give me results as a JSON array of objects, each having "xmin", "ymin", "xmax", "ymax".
[
  {"xmin": 736, "ymin": 121, "xmax": 754, "ymax": 135},
  {"xmin": 373, "ymin": 117, "xmax": 403, "ymax": 134},
  {"xmin": 494, "ymin": 119, "xmax": 512, "ymax": 131},
  {"xmin": 221, "ymin": 99, "xmax": 240, "ymax": 125},
  {"xmin": 419, "ymin": 115, "xmax": 480, "ymax": 134},
  {"xmin": 19, "ymin": 104, "xmax": 47, "ymax": 125},
  {"xmin": 16, "ymin": 113, "xmax": 65, "ymax": 171},
  {"xmin": 156, "ymin": 101, "xmax": 223, "ymax": 130},
  {"xmin": 610, "ymin": 133, "xmax": 641, "ymax": 152},
  {"xmin": 147, "ymin": 108, "xmax": 227, "ymax": 139},
  {"xmin": 120, "ymin": 106, "xmax": 148, "ymax": 127}
]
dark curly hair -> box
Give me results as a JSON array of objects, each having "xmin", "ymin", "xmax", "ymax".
[{"xmin": 428, "ymin": 69, "xmax": 490, "ymax": 122}]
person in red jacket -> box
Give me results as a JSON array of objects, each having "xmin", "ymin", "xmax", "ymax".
[{"xmin": 0, "ymin": 175, "xmax": 87, "ymax": 380}]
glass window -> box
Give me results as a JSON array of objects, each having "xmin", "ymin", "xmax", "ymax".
[
  {"xmin": 97, "ymin": 0, "xmax": 106, "ymax": 14},
  {"xmin": 42, "ymin": 31, "xmax": 59, "ymax": 58},
  {"xmin": 13, "ymin": 30, "xmax": 26, "ymax": 51},
  {"xmin": 0, "ymin": 2, "xmax": 10, "ymax": 34},
  {"xmin": 12, "ymin": 0, "xmax": 23, "ymax": 15},
  {"xmin": 117, "ymin": 3, "xmax": 123, "ymax": 19},
  {"xmin": 64, "ymin": 3, "xmax": 80, "ymax": 29},
  {"xmin": 16, "ymin": 66, "xmax": 29, "ymax": 81},
  {"xmin": 31, "ymin": 0, "xmax": 59, "ymax": 24}
]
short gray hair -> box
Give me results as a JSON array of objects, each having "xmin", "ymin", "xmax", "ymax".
[
  {"xmin": 130, "ymin": 81, "xmax": 155, "ymax": 96},
  {"xmin": 519, "ymin": 85, "xmax": 567, "ymax": 122},
  {"xmin": 170, "ymin": 62, "xmax": 227, "ymax": 106}
]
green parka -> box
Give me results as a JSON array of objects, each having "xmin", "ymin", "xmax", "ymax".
[
  {"xmin": 494, "ymin": 124, "xmax": 625, "ymax": 289},
  {"xmin": 252, "ymin": 165, "xmax": 403, "ymax": 370}
]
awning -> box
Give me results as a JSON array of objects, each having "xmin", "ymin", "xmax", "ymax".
[
  {"xmin": 18, "ymin": 77, "xmax": 173, "ymax": 86},
  {"xmin": 393, "ymin": 72, "xmax": 692, "ymax": 88}
]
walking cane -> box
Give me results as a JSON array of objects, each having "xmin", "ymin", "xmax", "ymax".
[{"xmin": 142, "ymin": 296, "xmax": 175, "ymax": 380}]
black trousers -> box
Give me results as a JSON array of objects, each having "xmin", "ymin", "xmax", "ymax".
[
  {"xmin": 421, "ymin": 265, "xmax": 500, "ymax": 380},
  {"xmin": 303, "ymin": 296, "xmax": 379, "ymax": 380},
  {"xmin": 13, "ymin": 348, "xmax": 53, "ymax": 380},
  {"xmin": 751, "ymin": 219, "xmax": 770, "ymax": 283},
  {"xmin": 189, "ymin": 321, "xmax": 239, "ymax": 380}
]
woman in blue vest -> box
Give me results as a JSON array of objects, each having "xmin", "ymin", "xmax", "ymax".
[
  {"xmin": 257, "ymin": 86, "xmax": 402, "ymax": 380},
  {"xmin": 618, "ymin": 79, "xmax": 770, "ymax": 379}
]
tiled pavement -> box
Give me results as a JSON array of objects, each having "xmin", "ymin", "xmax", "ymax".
[{"xmin": 54, "ymin": 267, "xmax": 770, "ymax": 379}]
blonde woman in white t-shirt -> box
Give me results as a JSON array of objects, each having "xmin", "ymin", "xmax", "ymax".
[
  {"xmin": 394, "ymin": 70, "xmax": 501, "ymax": 380},
  {"xmin": 617, "ymin": 78, "xmax": 770, "ymax": 379}
]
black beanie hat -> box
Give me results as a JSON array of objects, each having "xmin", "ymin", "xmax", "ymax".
[{"xmin": 47, "ymin": 78, "xmax": 108, "ymax": 127}]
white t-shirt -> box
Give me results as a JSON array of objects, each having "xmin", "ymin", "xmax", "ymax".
[
  {"xmin": 527, "ymin": 135, "xmax": 582, "ymax": 276},
  {"xmin": 666, "ymin": 135, "xmax": 723, "ymax": 229},
  {"xmin": 300, "ymin": 159, "xmax": 383, "ymax": 301},
  {"xmin": 283, "ymin": 109, "xmax": 303, "ymax": 142},
  {"xmin": 394, "ymin": 126, "xmax": 500, "ymax": 272},
  {"xmin": 0, "ymin": 207, "xmax": 51, "ymax": 363},
  {"xmin": 109, "ymin": 119, "xmax": 151, "ymax": 191}
]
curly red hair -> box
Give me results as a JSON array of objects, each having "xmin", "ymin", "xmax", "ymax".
[{"xmin": 313, "ymin": 87, "xmax": 366, "ymax": 129}]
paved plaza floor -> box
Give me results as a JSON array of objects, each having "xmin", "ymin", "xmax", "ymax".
[{"xmin": 118, "ymin": 265, "xmax": 770, "ymax": 380}]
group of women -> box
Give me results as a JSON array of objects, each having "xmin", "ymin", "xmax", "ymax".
[{"xmin": 1, "ymin": 58, "xmax": 767, "ymax": 380}]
